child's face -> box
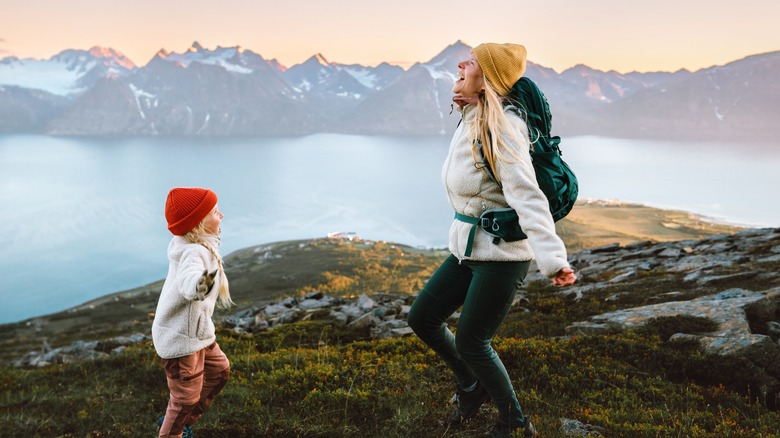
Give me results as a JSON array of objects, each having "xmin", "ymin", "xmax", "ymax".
[{"xmin": 203, "ymin": 204, "xmax": 223, "ymax": 234}]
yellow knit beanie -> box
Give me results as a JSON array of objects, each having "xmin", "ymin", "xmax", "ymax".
[{"xmin": 472, "ymin": 43, "xmax": 527, "ymax": 96}]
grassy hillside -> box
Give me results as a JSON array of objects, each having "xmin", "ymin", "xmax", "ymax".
[
  {"xmin": 0, "ymin": 202, "xmax": 740, "ymax": 364},
  {"xmin": 0, "ymin": 201, "xmax": 742, "ymax": 364},
  {"xmin": 4, "ymin": 202, "xmax": 772, "ymax": 437},
  {"xmin": 3, "ymin": 250, "xmax": 780, "ymax": 436}
]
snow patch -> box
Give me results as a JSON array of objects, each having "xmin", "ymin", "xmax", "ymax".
[
  {"xmin": 424, "ymin": 64, "xmax": 457, "ymax": 83},
  {"xmin": 196, "ymin": 113, "xmax": 210, "ymax": 134},
  {"xmin": 336, "ymin": 91, "xmax": 361, "ymax": 99},
  {"xmin": 160, "ymin": 46, "xmax": 252, "ymax": 74},
  {"xmin": 0, "ymin": 57, "xmax": 89, "ymax": 96},
  {"xmin": 343, "ymin": 67, "xmax": 379, "ymax": 89},
  {"xmin": 128, "ymin": 83, "xmax": 156, "ymax": 120}
]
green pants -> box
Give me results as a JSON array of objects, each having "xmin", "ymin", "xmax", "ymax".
[{"xmin": 407, "ymin": 254, "xmax": 530, "ymax": 425}]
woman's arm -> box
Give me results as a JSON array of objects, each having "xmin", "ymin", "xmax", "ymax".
[{"xmin": 494, "ymin": 113, "xmax": 572, "ymax": 279}]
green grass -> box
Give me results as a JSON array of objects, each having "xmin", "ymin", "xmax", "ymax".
[{"xmin": 3, "ymin": 330, "xmax": 780, "ymax": 437}]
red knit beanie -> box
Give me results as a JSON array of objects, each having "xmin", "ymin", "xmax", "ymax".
[{"xmin": 165, "ymin": 187, "xmax": 218, "ymax": 235}]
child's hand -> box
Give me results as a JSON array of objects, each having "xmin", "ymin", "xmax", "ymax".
[{"xmin": 195, "ymin": 269, "xmax": 218, "ymax": 300}]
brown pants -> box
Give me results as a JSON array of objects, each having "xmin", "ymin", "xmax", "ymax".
[{"xmin": 159, "ymin": 342, "xmax": 230, "ymax": 438}]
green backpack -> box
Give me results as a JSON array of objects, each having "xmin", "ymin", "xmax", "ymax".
[{"xmin": 458, "ymin": 77, "xmax": 578, "ymax": 255}]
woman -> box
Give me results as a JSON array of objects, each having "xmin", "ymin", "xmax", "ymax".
[{"xmin": 407, "ymin": 43, "xmax": 576, "ymax": 438}]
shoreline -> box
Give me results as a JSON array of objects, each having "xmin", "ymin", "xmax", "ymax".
[{"xmin": 576, "ymin": 198, "xmax": 766, "ymax": 229}]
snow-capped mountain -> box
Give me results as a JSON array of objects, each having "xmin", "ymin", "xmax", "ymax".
[
  {"xmin": 156, "ymin": 41, "xmax": 270, "ymax": 75},
  {"xmin": 279, "ymin": 52, "xmax": 406, "ymax": 123},
  {"xmin": 335, "ymin": 40, "xmax": 471, "ymax": 135},
  {"xmin": 339, "ymin": 62, "xmax": 404, "ymax": 90},
  {"xmin": 283, "ymin": 53, "xmax": 403, "ymax": 98},
  {"xmin": 588, "ymin": 50, "xmax": 780, "ymax": 141},
  {"xmin": 0, "ymin": 41, "xmax": 777, "ymax": 140},
  {"xmin": 283, "ymin": 53, "xmax": 403, "ymax": 102},
  {"xmin": 284, "ymin": 53, "xmax": 368, "ymax": 98},
  {"xmin": 0, "ymin": 47, "xmax": 135, "ymax": 96},
  {"xmin": 559, "ymin": 64, "xmax": 690, "ymax": 103}
]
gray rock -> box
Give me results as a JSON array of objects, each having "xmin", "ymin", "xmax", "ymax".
[
  {"xmin": 560, "ymin": 418, "xmax": 605, "ymax": 437},
  {"xmin": 264, "ymin": 303, "xmax": 291, "ymax": 316},
  {"xmin": 695, "ymin": 271, "xmax": 760, "ymax": 287},
  {"xmin": 298, "ymin": 296, "xmax": 334, "ymax": 310},
  {"xmin": 358, "ymin": 294, "xmax": 377, "ymax": 311},
  {"xmin": 657, "ymin": 248, "xmax": 683, "ymax": 258},
  {"xmin": 348, "ymin": 313, "xmax": 378, "ymax": 330},
  {"xmin": 609, "ymin": 269, "xmax": 637, "ymax": 283},
  {"xmin": 330, "ymin": 311, "xmax": 349, "ymax": 326}
]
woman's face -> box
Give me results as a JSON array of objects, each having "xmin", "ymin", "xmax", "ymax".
[
  {"xmin": 202, "ymin": 204, "xmax": 223, "ymax": 234},
  {"xmin": 453, "ymin": 53, "xmax": 484, "ymax": 98}
]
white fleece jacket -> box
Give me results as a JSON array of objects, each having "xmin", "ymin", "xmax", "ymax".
[
  {"xmin": 442, "ymin": 104, "xmax": 570, "ymax": 278},
  {"xmin": 152, "ymin": 235, "xmax": 223, "ymax": 359}
]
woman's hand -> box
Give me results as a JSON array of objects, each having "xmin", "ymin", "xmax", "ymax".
[
  {"xmin": 452, "ymin": 94, "xmax": 480, "ymax": 108},
  {"xmin": 552, "ymin": 267, "xmax": 577, "ymax": 286}
]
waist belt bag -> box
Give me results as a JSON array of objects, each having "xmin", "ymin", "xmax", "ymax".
[{"xmin": 454, "ymin": 207, "xmax": 528, "ymax": 257}]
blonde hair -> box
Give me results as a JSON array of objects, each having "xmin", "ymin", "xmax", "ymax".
[
  {"xmin": 183, "ymin": 222, "xmax": 233, "ymax": 309},
  {"xmin": 466, "ymin": 78, "xmax": 529, "ymax": 185}
]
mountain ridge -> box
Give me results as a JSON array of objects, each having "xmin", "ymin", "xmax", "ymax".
[{"xmin": 1, "ymin": 41, "xmax": 778, "ymax": 140}]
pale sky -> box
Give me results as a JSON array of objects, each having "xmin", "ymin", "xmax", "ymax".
[{"xmin": 1, "ymin": 0, "xmax": 779, "ymax": 73}]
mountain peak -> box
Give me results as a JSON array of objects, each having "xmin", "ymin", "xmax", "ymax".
[
  {"xmin": 87, "ymin": 46, "xmax": 136, "ymax": 69},
  {"xmin": 306, "ymin": 53, "xmax": 329, "ymax": 66},
  {"xmin": 87, "ymin": 46, "xmax": 115, "ymax": 58},
  {"xmin": 426, "ymin": 40, "xmax": 472, "ymax": 68},
  {"xmin": 190, "ymin": 41, "xmax": 204, "ymax": 52},
  {"xmin": 451, "ymin": 40, "xmax": 471, "ymax": 49}
]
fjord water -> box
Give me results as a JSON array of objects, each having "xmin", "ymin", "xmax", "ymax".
[{"xmin": 1, "ymin": 134, "xmax": 778, "ymax": 323}]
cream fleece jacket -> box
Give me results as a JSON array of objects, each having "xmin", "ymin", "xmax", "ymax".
[
  {"xmin": 442, "ymin": 105, "xmax": 570, "ymax": 278},
  {"xmin": 152, "ymin": 235, "xmax": 223, "ymax": 359}
]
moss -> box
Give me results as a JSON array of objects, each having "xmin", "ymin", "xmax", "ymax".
[{"xmin": 637, "ymin": 315, "xmax": 720, "ymax": 339}]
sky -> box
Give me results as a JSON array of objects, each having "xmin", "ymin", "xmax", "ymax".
[{"xmin": 1, "ymin": 0, "xmax": 779, "ymax": 73}]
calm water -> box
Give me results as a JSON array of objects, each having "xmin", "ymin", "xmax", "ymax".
[{"xmin": 1, "ymin": 134, "xmax": 778, "ymax": 323}]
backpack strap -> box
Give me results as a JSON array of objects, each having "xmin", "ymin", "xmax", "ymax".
[
  {"xmin": 453, "ymin": 212, "xmax": 480, "ymax": 257},
  {"xmin": 474, "ymin": 139, "xmax": 498, "ymax": 185}
]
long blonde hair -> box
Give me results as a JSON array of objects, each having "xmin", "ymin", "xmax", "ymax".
[
  {"xmin": 184, "ymin": 223, "xmax": 233, "ymax": 309},
  {"xmin": 466, "ymin": 78, "xmax": 529, "ymax": 185}
]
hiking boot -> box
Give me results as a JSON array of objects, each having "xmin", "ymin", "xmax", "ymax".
[
  {"xmin": 448, "ymin": 381, "xmax": 491, "ymax": 426},
  {"xmin": 490, "ymin": 418, "xmax": 537, "ymax": 438},
  {"xmin": 159, "ymin": 415, "xmax": 195, "ymax": 438}
]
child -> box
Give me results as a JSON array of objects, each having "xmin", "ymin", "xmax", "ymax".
[{"xmin": 152, "ymin": 187, "xmax": 233, "ymax": 438}]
